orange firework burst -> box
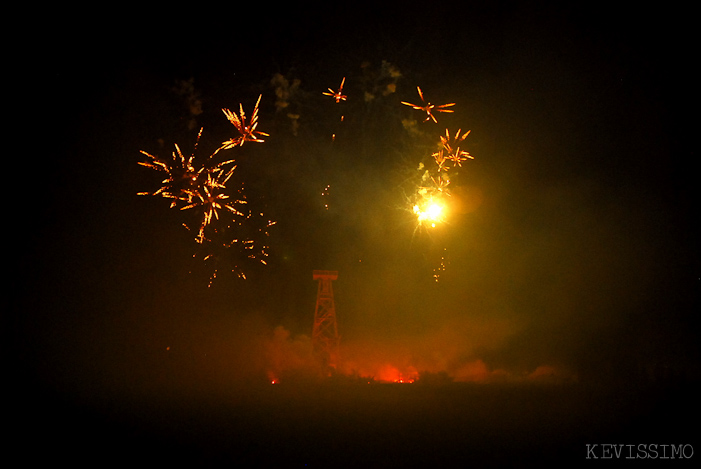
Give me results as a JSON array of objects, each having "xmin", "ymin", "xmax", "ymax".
[
  {"xmin": 138, "ymin": 128, "xmax": 229, "ymax": 207},
  {"xmin": 322, "ymin": 77, "xmax": 347, "ymax": 103},
  {"xmin": 221, "ymin": 94, "xmax": 269, "ymax": 149},
  {"xmin": 408, "ymin": 129, "xmax": 474, "ymax": 232},
  {"xmin": 438, "ymin": 128, "xmax": 473, "ymax": 167},
  {"xmin": 180, "ymin": 168, "xmax": 246, "ymax": 244},
  {"xmin": 139, "ymin": 94, "xmax": 275, "ymax": 283},
  {"xmin": 137, "ymin": 146, "xmax": 194, "ymax": 206},
  {"xmin": 401, "ymin": 86, "xmax": 455, "ymax": 123},
  {"xmin": 430, "ymin": 148, "xmax": 450, "ymax": 172}
]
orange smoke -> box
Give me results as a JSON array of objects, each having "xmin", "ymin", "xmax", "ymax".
[
  {"xmin": 264, "ymin": 325, "xmax": 318, "ymax": 382},
  {"xmin": 263, "ymin": 324, "xmax": 575, "ymax": 385},
  {"xmin": 356, "ymin": 364, "xmax": 419, "ymax": 383}
]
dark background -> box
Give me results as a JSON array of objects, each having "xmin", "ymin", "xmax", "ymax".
[{"xmin": 11, "ymin": 2, "xmax": 698, "ymax": 465}]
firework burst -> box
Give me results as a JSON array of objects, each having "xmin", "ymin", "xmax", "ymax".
[
  {"xmin": 406, "ymin": 127, "xmax": 473, "ymax": 234},
  {"xmin": 322, "ymin": 77, "xmax": 348, "ymax": 103},
  {"xmin": 180, "ymin": 168, "xmax": 246, "ymax": 244},
  {"xmin": 138, "ymin": 95, "xmax": 275, "ymax": 283},
  {"xmin": 436, "ymin": 128, "xmax": 472, "ymax": 168},
  {"xmin": 402, "ymin": 122, "xmax": 475, "ymax": 282},
  {"xmin": 221, "ymin": 94, "xmax": 269, "ymax": 149},
  {"xmin": 401, "ymin": 86, "xmax": 455, "ymax": 123},
  {"xmin": 138, "ymin": 129, "xmax": 205, "ymax": 206}
]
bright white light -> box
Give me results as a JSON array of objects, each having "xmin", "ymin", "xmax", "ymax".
[{"xmin": 413, "ymin": 199, "xmax": 446, "ymax": 227}]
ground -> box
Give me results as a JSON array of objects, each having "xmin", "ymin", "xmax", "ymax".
[{"xmin": 14, "ymin": 377, "xmax": 698, "ymax": 466}]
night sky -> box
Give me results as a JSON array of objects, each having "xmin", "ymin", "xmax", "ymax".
[{"xmin": 12, "ymin": 2, "xmax": 699, "ymax": 465}]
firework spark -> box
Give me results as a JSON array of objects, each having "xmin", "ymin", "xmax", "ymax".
[
  {"xmin": 401, "ymin": 86, "xmax": 455, "ymax": 123},
  {"xmin": 322, "ymin": 77, "xmax": 347, "ymax": 103},
  {"xmin": 221, "ymin": 94, "xmax": 269, "ymax": 149},
  {"xmin": 191, "ymin": 212, "xmax": 276, "ymax": 286}
]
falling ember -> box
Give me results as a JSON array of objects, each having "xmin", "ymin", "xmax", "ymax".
[
  {"xmin": 321, "ymin": 184, "xmax": 331, "ymax": 210},
  {"xmin": 401, "ymin": 86, "xmax": 455, "ymax": 123},
  {"xmin": 188, "ymin": 211, "xmax": 276, "ymax": 286},
  {"xmin": 433, "ymin": 248, "xmax": 448, "ymax": 282}
]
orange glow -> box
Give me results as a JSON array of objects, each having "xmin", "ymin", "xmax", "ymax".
[
  {"xmin": 413, "ymin": 196, "xmax": 447, "ymax": 228},
  {"xmin": 267, "ymin": 370, "xmax": 279, "ymax": 385},
  {"xmin": 263, "ymin": 325, "xmax": 577, "ymax": 386},
  {"xmin": 372, "ymin": 364, "xmax": 419, "ymax": 383}
]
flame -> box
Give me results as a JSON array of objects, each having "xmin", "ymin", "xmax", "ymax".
[{"xmin": 267, "ymin": 370, "xmax": 279, "ymax": 385}]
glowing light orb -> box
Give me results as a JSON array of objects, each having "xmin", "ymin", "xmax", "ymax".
[
  {"xmin": 426, "ymin": 203, "xmax": 443, "ymax": 220},
  {"xmin": 413, "ymin": 198, "xmax": 446, "ymax": 227}
]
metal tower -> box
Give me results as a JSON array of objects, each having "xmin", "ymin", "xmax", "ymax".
[{"xmin": 312, "ymin": 270, "xmax": 339, "ymax": 371}]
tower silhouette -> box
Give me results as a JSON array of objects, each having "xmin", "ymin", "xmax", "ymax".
[{"xmin": 312, "ymin": 270, "xmax": 339, "ymax": 371}]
